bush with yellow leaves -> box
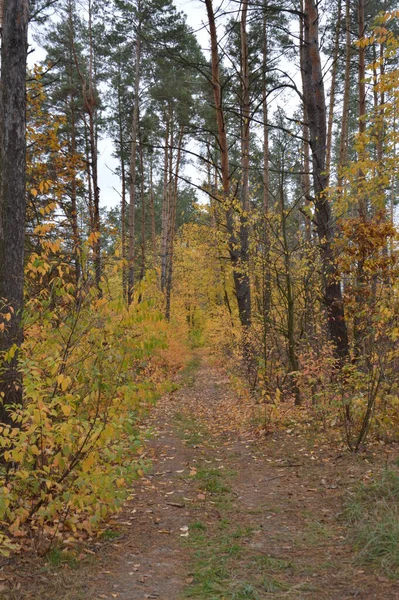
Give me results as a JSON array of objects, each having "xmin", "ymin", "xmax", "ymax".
[{"xmin": 0, "ymin": 238, "xmax": 182, "ymax": 556}]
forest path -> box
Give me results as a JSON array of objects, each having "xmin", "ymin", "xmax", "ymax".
[{"xmin": 5, "ymin": 350, "xmax": 399, "ymax": 599}]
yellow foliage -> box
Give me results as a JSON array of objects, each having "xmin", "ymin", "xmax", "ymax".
[{"xmin": 0, "ymin": 239, "xmax": 189, "ymax": 554}]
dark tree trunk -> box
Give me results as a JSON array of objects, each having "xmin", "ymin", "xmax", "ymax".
[
  {"xmin": 325, "ymin": 0, "xmax": 341, "ymax": 186},
  {"xmin": 165, "ymin": 125, "xmax": 184, "ymax": 321},
  {"xmin": 73, "ymin": 0, "xmax": 101, "ymax": 295},
  {"xmin": 128, "ymin": 8, "xmax": 141, "ymax": 305},
  {"xmin": 237, "ymin": 0, "xmax": 251, "ymax": 328},
  {"xmin": 139, "ymin": 137, "xmax": 145, "ymax": 282},
  {"xmin": 149, "ymin": 156, "xmax": 156, "ymax": 265},
  {"xmin": 301, "ymin": 0, "xmax": 349, "ymax": 361},
  {"xmin": 0, "ymin": 0, "xmax": 29, "ymax": 423},
  {"xmin": 205, "ymin": 0, "xmax": 251, "ymax": 330},
  {"xmin": 161, "ymin": 107, "xmax": 171, "ymax": 293},
  {"xmin": 87, "ymin": 0, "xmax": 101, "ymax": 296},
  {"xmin": 67, "ymin": 1, "xmax": 81, "ymax": 286},
  {"xmin": 357, "ymin": 0, "xmax": 367, "ymax": 219},
  {"xmin": 119, "ymin": 112, "xmax": 127, "ymax": 299},
  {"xmin": 261, "ymin": 12, "xmax": 271, "ymax": 362},
  {"xmin": 337, "ymin": 0, "xmax": 351, "ymax": 191},
  {"xmin": 70, "ymin": 106, "xmax": 81, "ymax": 286}
]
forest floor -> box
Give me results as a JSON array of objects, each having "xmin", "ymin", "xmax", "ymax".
[{"xmin": 3, "ymin": 350, "xmax": 399, "ymax": 600}]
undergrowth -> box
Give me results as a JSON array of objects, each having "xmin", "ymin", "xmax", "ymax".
[
  {"xmin": 0, "ymin": 246, "xmax": 190, "ymax": 556},
  {"xmin": 344, "ymin": 467, "xmax": 399, "ymax": 577}
]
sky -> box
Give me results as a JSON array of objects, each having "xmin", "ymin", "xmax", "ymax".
[
  {"xmin": 28, "ymin": 0, "xmax": 212, "ymax": 210},
  {"xmin": 28, "ymin": 0, "xmax": 298, "ymax": 211},
  {"xmin": 95, "ymin": 0, "xmax": 211, "ymax": 209}
]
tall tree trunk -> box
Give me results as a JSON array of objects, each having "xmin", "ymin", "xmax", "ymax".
[
  {"xmin": 262, "ymin": 13, "xmax": 269, "ymax": 219},
  {"xmin": 0, "ymin": 0, "xmax": 29, "ymax": 422},
  {"xmin": 279, "ymin": 173, "xmax": 300, "ymax": 405},
  {"xmin": 390, "ymin": 107, "xmax": 396, "ymax": 234},
  {"xmin": 164, "ymin": 112, "xmax": 174, "ymax": 299},
  {"xmin": 67, "ymin": 0, "xmax": 81, "ymax": 286},
  {"xmin": 353, "ymin": 0, "xmax": 367, "ymax": 354},
  {"xmin": 337, "ymin": 0, "xmax": 351, "ymax": 191},
  {"xmin": 73, "ymin": 0, "xmax": 100, "ymax": 295},
  {"xmin": 205, "ymin": 0, "xmax": 251, "ymax": 332},
  {"xmin": 358, "ymin": 0, "xmax": 367, "ymax": 219},
  {"xmin": 160, "ymin": 108, "xmax": 171, "ymax": 292},
  {"xmin": 87, "ymin": 0, "xmax": 101, "ymax": 296},
  {"xmin": 299, "ymin": 0, "xmax": 314, "ymax": 341},
  {"xmin": 119, "ymin": 127, "xmax": 127, "ymax": 299},
  {"xmin": 128, "ymin": 7, "xmax": 141, "ymax": 305},
  {"xmin": 205, "ymin": 0, "xmax": 229, "ymax": 196},
  {"xmin": 238, "ymin": 0, "xmax": 252, "ymax": 328},
  {"xmin": 325, "ymin": 0, "xmax": 342, "ymax": 185},
  {"xmin": 165, "ymin": 125, "xmax": 184, "ymax": 321},
  {"xmin": 70, "ymin": 102, "xmax": 81, "ymax": 286},
  {"xmin": 301, "ymin": 0, "xmax": 349, "ymax": 361},
  {"xmin": 149, "ymin": 155, "xmax": 156, "ymax": 265},
  {"xmin": 262, "ymin": 10, "xmax": 272, "ymax": 367},
  {"xmin": 116, "ymin": 55, "xmax": 127, "ymax": 299},
  {"xmin": 139, "ymin": 136, "xmax": 146, "ymax": 282},
  {"xmin": 373, "ymin": 42, "xmax": 385, "ymax": 212}
]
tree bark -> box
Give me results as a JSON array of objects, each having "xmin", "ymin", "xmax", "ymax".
[
  {"xmin": 301, "ymin": 0, "xmax": 349, "ymax": 361},
  {"xmin": 165, "ymin": 125, "xmax": 184, "ymax": 321},
  {"xmin": 279, "ymin": 170, "xmax": 300, "ymax": 404},
  {"xmin": 358, "ymin": 0, "xmax": 367, "ymax": 219},
  {"xmin": 205, "ymin": 0, "xmax": 251, "ymax": 330},
  {"xmin": 149, "ymin": 155, "xmax": 156, "ymax": 265},
  {"xmin": 73, "ymin": 0, "xmax": 100, "ymax": 295},
  {"xmin": 325, "ymin": 0, "xmax": 341, "ymax": 186},
  {"xmin": 262, "ymin": 10, "xmax": 272, "ymax": 365},
  {"xmin": 67, "ymin": 0, "xmax": 81, "ymax": 286},
  {"xmin": 139, "ymin": 135, "xmax": 146, "ymax": 282},
  {"xmin": 83, "ymin": 0, "xmax": 101, "ymax": 296},
  {"xmin": 238, "ymin": 0, "xmax": 251, "ymax": 328},
  {"xmin": 128, "ymin": 7, "xmax": 141, "ymax": 305},
  {"xmin": 115, "ymin": 53, "xmax": 127, "ymax": 299},
  {"xmin": 0, "ymin": 0, "xmax": 29, "ymax": 422},
  {"xmin": 337, "ymin": 0, "xmax": 351, "ymax": 191},
  {"xmin": 160, "ymin": 107, "xmax": 171, "ymax": 292}
]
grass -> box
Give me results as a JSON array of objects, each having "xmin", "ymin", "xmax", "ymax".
[
  {"xmin": 344, "ymin": 468, "xmax": 399, "ymax": 577},
  {"xmin": 184, "ymin": 520, "xmax": 246, "ymax": 598},
  {"xmin": 184, "ymin": 518, "xmax": 291, "ymax": 599},
  {"xmin": 46, "ymin": 547, "xmax": 78, "ymax": 568},
  {"xmin": 183, "ymin": 462, "xmax": 289, "ymax": 599},
  {"xmin": 194, "ymin": 467, "xmax": 232, "ymax": 495},
  {"xmin": 189, "ymin": 328, "xmax": 206, "ymax": 349},
  {"xmin": 100, "ymin": 528, "xmax": 121, "ymax": 541},
  {"xmin": 180, "ymin": 355, "xmax": 202, "ymax": 387},
  {"xmin": 251, "ymin": 554, "xmax": 295, "ymax": 573},
  {"xmin": 174, "ymin": 412, "xmax": 209, "ymax": 447},
  {"xmin": 302, "ymin": 520, "xmax": 334, "ymax": 545}
]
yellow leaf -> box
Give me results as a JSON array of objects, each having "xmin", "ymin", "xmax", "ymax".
[
  {"xmin": 82, "ymin": 454, "xmax": 95, "ymax": 472},
  {"xmin": 61, "ymin": 404, "xmax": 72, "ymax": 417}
]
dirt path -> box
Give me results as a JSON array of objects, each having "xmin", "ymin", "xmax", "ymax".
[{"xmin": 3, "ymin": 352, "xmax": 399, "ymax": 599}]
